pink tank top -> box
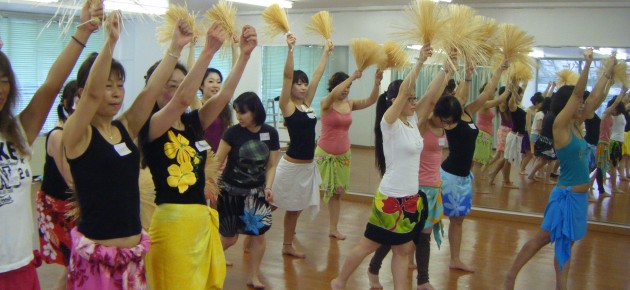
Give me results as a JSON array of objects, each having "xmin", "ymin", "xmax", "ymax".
[
  {"xmin": 599, "ymin": 115, "xmax": 613, "ymax": 142},
  {"xmin": 419, "ymin": 126, "xmax": 445, "ymax": 187},
  {"xmin": 318, "ymin": 109, "xmax": 352, "ymax": 155},
  {"xmin": 477, "ymin": 109, "xmax": 495, "ymax": 135}
]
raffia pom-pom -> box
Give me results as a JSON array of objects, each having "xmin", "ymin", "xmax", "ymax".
[
  {"xmin": 473, "ymin": 16, "xmax": 499, "ymax": 64},
  {"xmin": 307, "ymin": 11, "xmax": 333, "ymax": 40},
  {"xmin": 556, "ymin": 69, "xmax": 579, "ymax": 86},
  {"xmin": 205, "ymin": 0, "xmax": 238, "ymax": 44},
  {"xmin": 156, "ymin": 5, "xmax": 198, "ymax": 45},
  {"xmin": 350, "ymin": 38, "xmax": 386, "ymax": 71},
  {"xmin": 613, "ymin": 61, "xmax": 629, "ymax": 87},
  {"xmin": 436, "ymin": 4, "xmax": 489, "ymax": 68},
  {"xmin": 508, "ymin": 61, "xmax": 534, "ymax": 84},
  {"xmin": 498, "ymin": 24, "xmax": 535, "ymax": 65},
  {"xmin": 397, "ymin": 0, "xmax": 445, "ymax": 46},
  {"xmin": 379, "ymin": 41, "xmax": 409, "ymax": 70},
  {"xmin": 262, "ymin": 3, "xmax": 290, "ymax": 40}
]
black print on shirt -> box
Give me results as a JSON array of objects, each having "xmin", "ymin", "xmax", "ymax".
[
  {"xmin": 0, "ymin": 142, "xmax": 30, "ymax": 208},
  {"xmin": 232, "ymin": 140, "xmax": 270, "ymax": 184}
]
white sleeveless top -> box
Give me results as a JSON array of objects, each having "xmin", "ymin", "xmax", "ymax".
[
  {"xmin": 611, "ymin": 114, "xmax": 626, "ymax": 142},
  {"xmin": 0, "ymin": 125, "xmax": 34, "ymax": 273}
]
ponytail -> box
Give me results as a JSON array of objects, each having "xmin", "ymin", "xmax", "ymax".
[{"xmin": 374, "ymin": 80, "xmax": 403, "ymax": 177}]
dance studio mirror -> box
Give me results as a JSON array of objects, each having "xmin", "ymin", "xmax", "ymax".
[{"xmin": 344, "ymin": 46, "xmax": 630, "ymax": 227}]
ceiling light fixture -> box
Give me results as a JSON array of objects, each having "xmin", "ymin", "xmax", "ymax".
[
  {"xmin": 227, "ymin": 0, "xmax": 293, "ymax": 9},
  {"xmin": 529, "ymin": 49, "xmax": 544, "ymax": 58}
]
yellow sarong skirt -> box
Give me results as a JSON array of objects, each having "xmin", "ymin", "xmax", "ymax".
[{"xmin": 146, "ymin": 203, "xmax": 226, "ymax": 289}]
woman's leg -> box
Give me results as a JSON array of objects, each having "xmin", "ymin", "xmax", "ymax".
[
  {"xmin": 528, "ymin": 157, "xmax": 545, "ymax": 181},
  {"xmin": 52, "ymin": 268, "xmax": 68, "ymax": 290},
  {"xmin": 247, "ymin": 235, "xmax": 266, "ymax": 288},
  {"xmin": 329, "ymin": 193, "xmax": 346, "ymax": 240},
  {"xmin": 448, "ymin": 216, "xmax": 473, "ymax": 272},
  {"xmin": 331, "ymin": 237, "xmax": 382, "ymax": 290},
  {"xmin": 221, "ymin": 234, "xmax": 239, "ymax": 251},
  {"xmin": 488, "ymin": 156, "xmax": 506, "ymax": 185},
  {"xmin": 283, "ymin": 210, "xmax": 305, "ymax": 258},
  {"xmin": 504, "ymin": 229, "xmax": 551, "ymax": 290},
  {"xmin": 391, "ymin": 242, "xmax": 414, "ymax": 290},
  {"xmin": 553, "ymin": 244, "xmax": 573, "ymax": 290},
  {"xmin": 367, "ymin": 245, "xmax": 392, "ymax": 289},
  {"xmin": 520, "ymin": 151, "xmax": 533, "ymax": 175}
]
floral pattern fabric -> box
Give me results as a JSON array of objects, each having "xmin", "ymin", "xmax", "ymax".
[
  {"xmin": 67, "ymin": 228, "xmax": 150, "ymax": 290},
  {"xmin": 314, "ymin": 146, "xmax": 351, "ymax": 203},
  {"xmin": 440, "ymin": 168, "xmax": 473, "ymax": 217},
  {"xmin": 163, "ymin": 130, "xmax": 202, "ymax": 194},
  {"xmin": 36, "ymin": 190, "xmax": 75, "ymax": 266},
  {"xmin": 217, "ymin": 185, "xmax": 272, "ymax": 237}
]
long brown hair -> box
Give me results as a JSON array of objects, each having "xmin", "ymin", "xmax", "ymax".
[{"xmin": 0, "ymin": 51, "xmax": 30, "ymax": 156}]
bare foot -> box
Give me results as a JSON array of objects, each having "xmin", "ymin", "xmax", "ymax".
[
  {"xmin": 367, "ymin": 272, "xmax": 383, "ymax": 289},
  {"xmin": 417, "ymin": 282, "xmax": 436, "ymax": 290},
  {"xmin": 331, "ymin": 278, "xmax": 345, "ymax": 290},
  {"xmin": 503, "ymin": 182, "xmax": 519, "ymax": 189},
  {"xmin": 519, "ymin": 170, "xmax": 527, "ymax": 175},
  {"xmin": 247, "ymin": 277, "xmax": 265, "ymax": 289},
  {"xmin": 449, "ymin": 261, "xmax": 475, "ymax": 272},
  {"xmin": 408, "ymin": 263, "xmax": 417, "ymax": 269},
  {"xmin": 226, "ymin": 260, "xmax": 233, "ymax": 267},
  {"xmin": 329, "ymin": 231, "xmax": 347, "ymax": 240},
  {"xmin": 282, "ymin": 244, "xmax": 306, "ymax": 259}
]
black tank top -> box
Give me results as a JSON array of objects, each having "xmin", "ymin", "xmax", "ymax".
[
  {"xmin": 144, "ymin": 111, "xmax": 207, "ymax": 205},
  {"xmin": 285, "ymin": 106, "xmax": 317, "ymax": 160},
  {"xmin": 442, "ymin": 112, "xmax": 479, "ymax": 177},
  {"xmin": 41, "ymin": 127, "xmax": 72, "ymax": 200},
  {"xmin": 510, "ymin": 108, "xmax": 527, "ymax": 134},
  {"xmin": 584, "ymin": 114, "xmax": 601, "ymax": 146},
  {"xmin": 540, "ymin": 113, "xmax": 556, "ymax": 139},
  {"xmin": 68, "ymin": 121, "xmax": 141, "ymax": 240}
]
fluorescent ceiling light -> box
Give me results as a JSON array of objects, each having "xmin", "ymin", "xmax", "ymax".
[
  {"xmin": 432, "ymin": 0, "xmax": 452, "ymax": 2},
  {"xmin": 104, "ymin": 0, "xmax": 168, "ymax": 15},
  {"xmin": 228, "ymin": 0, "xmax": 293, "ymax": 9},
  {"xmin": 26, "ymin": 0, "xmax": 59, "ymax": 3},
  {"xmin": 529, "ymin": 49, "xmax": 544, "ymax": 58}
]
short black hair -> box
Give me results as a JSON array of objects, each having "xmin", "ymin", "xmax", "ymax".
[
  {"xmin": 551, "ymin": 85, "xmax": 575, "ymax": 116},
  {"xmin": 293, "ymin": 70, "xmax": 309, "ymax": 85},
  {"xmin": 530, "ymin": 92, "xmax": 544, "ymax": 105},
  {"xmin": 233, "ymin": 92, "xmax": 266, "ymax": 125},
  {"xmin": 434, "ymin": 95, "xmax": 462, "ymax": 122},
  {"xmin": 77, "ymin": 52, "xmax": 125, "ymax": 89},
  {"xmin": 327, "ymin": 72, "xmax": 349, "ymax": 92},
  {"xmin": 144, "ymin": 60, "xmax": 188, "ymax": 85}
]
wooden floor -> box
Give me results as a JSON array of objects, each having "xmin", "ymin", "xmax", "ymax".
[
  {"xmin": 37, "ymin": 199, "xmax": 630, "ymax": 289},
  {"xmin": 348, "ymin": 147, "xmax": 630, "ymax": 225}
]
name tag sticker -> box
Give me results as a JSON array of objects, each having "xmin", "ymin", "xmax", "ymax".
[
  {"xmin": 468, "ymin": 123, "xmax": 477, "ymax": 130},
  {"xmin": 307, "ymin": 112, "xmax": 317, "ymax": 119},
  {"xmin": 195, "ymin": 140, "xmax": 211, "ymax": 152},
  {"xmin": 260, "ymin": 132, "xmax": 270, "ymax": 141},
  {"xmin": 438, "ymin": 138, "xmax": 446, "ymax": 147},
  {"xmin": 113, "ymin": 142, "xmax": 132, "ymax": 156}
]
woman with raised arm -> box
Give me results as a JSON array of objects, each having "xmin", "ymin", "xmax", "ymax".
[
  {"xmin": 474, "ymin": 86, "xmax": 509, "ymax": 173},
  {"xmin": 315, "ymin": 69, "xmax": 383, "ymax": 240},
  {"xmin": 142, "ymin": 24, "xmax": 257, "ymax": 290},
  {"xmin": 330, "ymin": 46, "xmax": 431, "ymax": 290},
  {"xmin": 484, "ymin": 86, "xmax": 519, "ymax": 187},
  {"xmin": 0, "ymin": 2, "xmax": 101, "ymax": 289},
  {"xmin": 442, "ymin": 60, "xmax": 507, "ymax": 272},
  {"xmin": 367, "ymin": 55, "xmax": 452, "ymax": 290},
  {"xmin": 521, "ymin": 93, "xmax": 544, "ymax": 174},
  {"xmin": 505, "ymin": 50, "xmax": 614, "ymax": 290},
  {"xmin": 606, "ymin": 92, "xmax": 628, "ymax": 193},
  {"xmin": 62, "ymin": 13, "xmax": 191, "ymax": 289},
  {"xmin": 272, "ymin": 33, "xmax": 332, "ymax": 258},
  {"xmin": 214, "ymin": 92, "xmax": 278, "ymax": 289}
]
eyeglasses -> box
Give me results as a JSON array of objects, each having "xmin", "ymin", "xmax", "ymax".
[{"xmin": 407, "ymin": 97, "xmax": 417, "ymax": 104}]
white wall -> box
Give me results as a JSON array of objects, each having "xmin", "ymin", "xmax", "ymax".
[{"xmin": 114, "ymin": 5, "xmax": 630, "ymax": 147}]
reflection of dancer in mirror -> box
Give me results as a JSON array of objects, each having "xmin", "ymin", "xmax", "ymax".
[
  {"xmin": 472, "ymin": 84, "xmax": 507, "ymax": 174},
  {"xmin": 331, "ymin": 45, "xmax": 432, "ymax": 290},
  {"xmin": 272, "ymin": 33, "xmax": 332, "ymax": 258},
  {"xmin": 442, "ymin": 59, "xmax": 507, "ymax": 272},
  {"xmin": 605, "ymin": 92, "xmax": 629, "ymax": 193},
  {"xmin": 0, "ymin": 1, "xmax": 101, "ymax": 289},
  {"xmin": 521, "ymin": 93, "xmax": 544, "ymax": 174},
  {"xmin": 367, "ymin": 54, "xmax": 451, "ymax": 290},
  {"xmin": 316, "ymin": 68, "xmax": 383, "ymax": 241},
  {"xmin": 622, "ymin": 103, "xmax": 630, "ymax": 180},
  {"xmin": 505, "ymin": 49, "xmax": 615, "ymax": 290}
]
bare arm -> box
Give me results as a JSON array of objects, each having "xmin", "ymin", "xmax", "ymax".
[
  {"xmin": 454, "ymin": 64, "xmax": 474, "ymax": 106},
  {"xmin": 553, "ymin": 49, "xmax": 592, "ymax": 147},
  {"xmin": 199, "ymin": 25, "xmax": 257, "ymax": 129},
  {"xmin": 416, "ymin": 60, "xmax": 448, "ymax": 119},
  {"xmin": 466, "ymin": 59, "xmax": 508, "ymax": 115},
  {"xmin": 231, "ymin": 34, "xmax": 240, "ymax": 67},
  {"xmin": 586, "ymin": 54, "xmax": 616, "ymax": 119},
  {"xmin": 279, "ymin": 33, "xmax": 296, "ymax": 117},
  {"xmin": 63, "ymin": 11, "xmax": 121, "ymax": 158},
  {"xmin": 19, "ymin": 1, "xmax": 102, "ymax": 145},
  {"xmin": 264, "ymin": 150, "xmax": 279, "ymax": 202},
  {"xmin": 147, "ymin": 23, "xmax": 222, "ymax": 141},
  {"xmin": 214, "ymin": 139, "xmax": 231, "ymax": 167},
  {"xmin": 542, "ymin": 81, "xmax": 552, "ymax": 98},
  {"xmin": 383, "ymin": 46, "xmax": 431, "ymax": 124},
  {"xmin": 304, "ymin": 40, "xmax": 333, "ymax": 107},
  {"xmin": 47, "ymin": 130, "xmax": 74, "ymax": 188},
  {"xmin": 352, "ymin": 70, "xmax": 384, "ymax": 111},
  {"xmin": 119, "ymin": 21, "xmax": 191, "ymax": 140},
  {"xmin": 545, "ymin": 82, "xmax": 556, "ymax": 97}
]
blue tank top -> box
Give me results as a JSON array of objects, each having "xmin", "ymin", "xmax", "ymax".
[{"xmin": 556, "ymin": 132, "xmax": 589, "ymax": 186}]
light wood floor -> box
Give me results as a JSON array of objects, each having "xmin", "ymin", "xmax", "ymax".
[
  {"xmin": 37, "ymin": 199, "xmax": 630, "ymax": 289},
  {"xmin": 348, "ymin": 147, "xmax": 630, "ymax": 225}
]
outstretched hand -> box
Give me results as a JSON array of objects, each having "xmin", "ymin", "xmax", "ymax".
[
  {"xmin": 204, "ymin": 22, "xmax": 226, "ymax": 53},
  {"xmin": 239, "ymin": 25, "xmax": 258, "ymax": 56},
  {"xmin": 105, "ymin": 10, "xmax": 122, "ymax": 42},
  {"xmin": 419, "ymin": 44, "xmax": 433, "ymax": 63},
  {"xmin": 172, "ymin": 19, "xmax": 194, "ymax": 50},
  {"xmin": 324, "ymin": 39, "xmax": 334, "ymax": 56},
  {"xmin": 79, "ymin": 0, "xmax": 103, "ymax": 33},
  {"xmin": 286, "ymin": 33, "xmax": 296, "ymax": 51},
  {"xmin": 375, "ymin": 69, "xmax": 383, "ymax": 86},
  {"xmin": 584, "ymin": 48, "xmax": 593, "ymax": 63}
]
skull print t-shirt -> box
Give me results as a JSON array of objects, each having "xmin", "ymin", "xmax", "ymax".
[{"xmin": 221, "ymin": 124, "xmax": 280, "ymax": 189}]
